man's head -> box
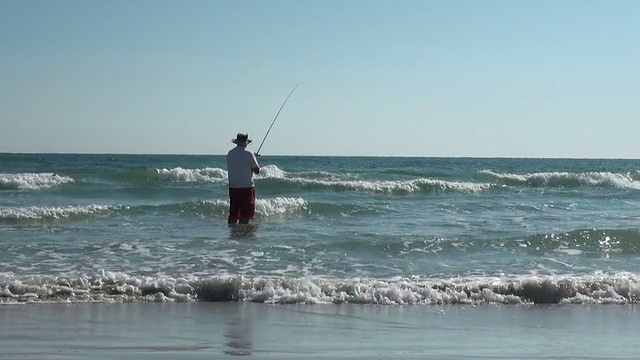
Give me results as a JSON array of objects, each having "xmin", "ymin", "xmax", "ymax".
[{"xmin": 231, "ymin": 133, "xmax": 252, "ymax": 147}]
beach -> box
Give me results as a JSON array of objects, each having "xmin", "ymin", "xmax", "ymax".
[{"xmin": 1, "ymin": 302, "xmax": 639, "ymax": 359}]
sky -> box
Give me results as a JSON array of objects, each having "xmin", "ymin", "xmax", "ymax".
[{"xmin": 1, "ymin": 0, "xmax": 639, "ymax": 157}]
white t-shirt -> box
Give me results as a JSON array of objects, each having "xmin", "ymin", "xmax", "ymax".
[{"xmin": 226, "ymin": 146, "xmax": 260, "ymax": 188}]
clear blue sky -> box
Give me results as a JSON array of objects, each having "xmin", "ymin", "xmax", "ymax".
[{"xmin": 1, "ymin": 0, "xmax": 638, "ymax": 157}]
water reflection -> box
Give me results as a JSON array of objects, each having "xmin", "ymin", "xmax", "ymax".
[
  {"xmin": 224, "ymin": 304, "xmax": 253, "ymax": 356},
  {"xmin": 228, "ymin": 224, "xmax": 258, "ymax": 240}
]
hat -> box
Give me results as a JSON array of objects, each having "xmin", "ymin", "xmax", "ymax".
[{"xmin": 231, "ymin": 133, "xmax": 252, "ymax": 145}]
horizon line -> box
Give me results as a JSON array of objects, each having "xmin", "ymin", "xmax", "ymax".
[{"xmin": 1, "ymin": 152, "xmax": 639, "ymax": 160}]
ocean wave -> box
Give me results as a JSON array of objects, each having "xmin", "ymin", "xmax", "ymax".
[
  {"xmin": 480, "ymin": 170, "xmax": 640, "ymax": 189},
  {"xmin": 1, "ymin": 272, "xmax": 638, "ymax": 305},
  {"xmin": 156, "ymin": 167, "xmax": 227, "ymax": 183},
  {"xmin": 105, "ymin": 167, "xmax": 228, "ymax": 184},
  {"xmin": 255, "ymin": 165, "xmax": 494, "ymax": 194},
  {"xmin": 256, "ymin": 197, "xmax": 308, "ymax": 216},
  {"xmin": 154, "ymin": 164, "xmax": 286, "ymax": 183},
  {"xmin": 0, "ymin": 173, "xmax": 75, "ymax": 190},
  {"xmin": 147, "ymin": 165, "xmax": 489, "ymax": 195},
  {"xmin": 0, "ymin": 205, "xmax": 115, "ymax": 221},
  {"xmin": 262, "ymin": 177, "xmax": 492, "ymax": 194},
  {"xmin": 111, "ymin": 165, "xmax": 285, "ymax": 184},
  {"xmin": 0, "ymin": 197, "xmax": 308, "ymax": 223},
  {"xmin": 182, "ymin": 197, "xmax": 309, "ymax": 218},
  {"xmin": 251, "ymin": 165, "xmax": 489, "ymax": 194},
  {"xmin": 255, "ymin": 165, "xmax": 286, "ymax": 179}
]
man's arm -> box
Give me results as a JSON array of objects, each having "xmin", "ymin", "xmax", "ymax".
[{"xmin": 250, "ymin": 152, "xmax": 260, "ymax": 174}]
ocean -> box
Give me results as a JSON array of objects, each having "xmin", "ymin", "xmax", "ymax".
[{"xmin": 1, "ymin": 153, "xmax": 640, "ymax": 358}]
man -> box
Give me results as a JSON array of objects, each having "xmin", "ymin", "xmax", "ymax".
[{"xmin": 226, "ymin": 133, "xmax": 260, "ymax": 224}]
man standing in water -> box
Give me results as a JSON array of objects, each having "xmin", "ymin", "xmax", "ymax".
[{"xmin": 226, "ymin": 133, "xmax": 260, "ymax": 224}]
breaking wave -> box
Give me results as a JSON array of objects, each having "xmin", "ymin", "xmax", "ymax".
[
  {"xmin": 255, "ymin": 165, "xmax": 286, "ymax": 179},
  {"xmin": 0, "ymin": 167, "xmax": 491, "ymax": 195},
  {"xmin": 155, "ymin": 167, "xmax": 227, "ymax": 183},
  {"xmin": 111, "ymin": 165, "xmax": 282, "ymax": 184},
  {"xmin": 481, "ymin": 170, "xmax": 640, "ymax": 189},
  {"xmin": 104, "ymin": 167, "xmax": 228, "ymax": 184},
  {"xmin": 1, "ymin": 272, "xmax": 639, "ymax": 305},
  {"xmin": 262, "ymin": 177, "xmax": 492, "ymax": 194},
  {"xmin": 106, "ymin": 165, "xmax": 490, "ymax": 195},
  {"xmin": 0, "ymin": 197, "xmax": 308, "ymax": 223},
  {"xmin": 0, "ymin": 173, "xmax": 75, "ymax": 190},
  {"xmin": 178, "ymin": 197, "xmax": 309, "ymax": 218},
  {"xmin": 257, "ymin": 166, "xmax": 491, "ymax": 194},
  {"xmin": 0, "ymin": 205, "xmax": 115, "ymax": 221}
]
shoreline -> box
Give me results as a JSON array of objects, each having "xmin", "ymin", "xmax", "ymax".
[{"xmin": 1, "ymin": 302, "xmax": 638, "ymax": 359}]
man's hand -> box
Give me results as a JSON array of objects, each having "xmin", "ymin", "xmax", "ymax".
[{"xmin": 254, "ymin": 153, "xmax": 260, "ymax": 157}]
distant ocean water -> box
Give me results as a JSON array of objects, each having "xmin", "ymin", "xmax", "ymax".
[{"xmin": 2, "ymin": 153, "xmax": 640, "ymax": 305}]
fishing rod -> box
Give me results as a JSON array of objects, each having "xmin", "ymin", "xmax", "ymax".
[{"xmin": 255, "ymin": 83, "xmax": 300, "ymax": 156}]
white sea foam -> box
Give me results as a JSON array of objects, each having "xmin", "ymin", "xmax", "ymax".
[
  {"xmin": 199, "ymin": 197, "xmax": 308, "ymax": 217},
  {"xmin": 0, "ymin": 205, "xmax": 115, "ymax": 220},
  {"xmin": 0, "ymin": 173, "xmax": 75, "ymax": 190},
  {"xmin": 255, "ymin": 197, "xmax": 308, "ymax": 216},
  {"xmin": 152, "ymin": 165, "xmax": 487, "ymax": 194},
  {"xmin": 215, "ymin": 273, "xmax": 640, "ymax": 305},
  {"xmin": 156, "ymin": 167, "xmax": 227, "ymax": 182},
  {"xmin": 254, "ymin": 166, "xmax": 492, "ymax": 196},
  {"xmin": 282, "ymin": 177, "xmax": 491, "ymax": 194},
  {"xmin": 255, "ymin": 164, "xmax": 286, "ymax": 179},
  {"xmin": 3, "ymin": 273, "xmax": 638, "ymax": 305},
  {"xmin": 154, "ymin": 165, "xmax": 286, "ymax": 183},
  {"xmin": 0, "ymin": 271, "xmax": 196, "ymax": 303},
  {"xmin": 481, "ymin": 170, "xmax": 640, "ymax": 189}
]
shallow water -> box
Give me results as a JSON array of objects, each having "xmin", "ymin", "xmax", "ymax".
[
  {"xmin": 2, "ymin": 154, "xmax": 640, "ymax": 304},
  {"xmin": 1, "ymin": 303, "xmax": 638, "ymax": 359}
]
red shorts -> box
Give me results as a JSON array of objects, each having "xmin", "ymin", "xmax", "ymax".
[{"xmin": 228, "ymin": 187, "xmax": 256, "ymax": 221}]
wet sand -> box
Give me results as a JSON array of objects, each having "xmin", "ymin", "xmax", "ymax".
[{"xmin": 1, "ymin": 302, "xmax": 638, "ymax": 359}]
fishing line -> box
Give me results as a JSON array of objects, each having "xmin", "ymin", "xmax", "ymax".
[{"xmin": 255, "ymin": 83, "xmax": 300, "ymax": 156}]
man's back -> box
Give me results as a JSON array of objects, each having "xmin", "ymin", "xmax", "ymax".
[{"xmin": 227, "ymin": 146, "xmax": 259, "ymax": 188}]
